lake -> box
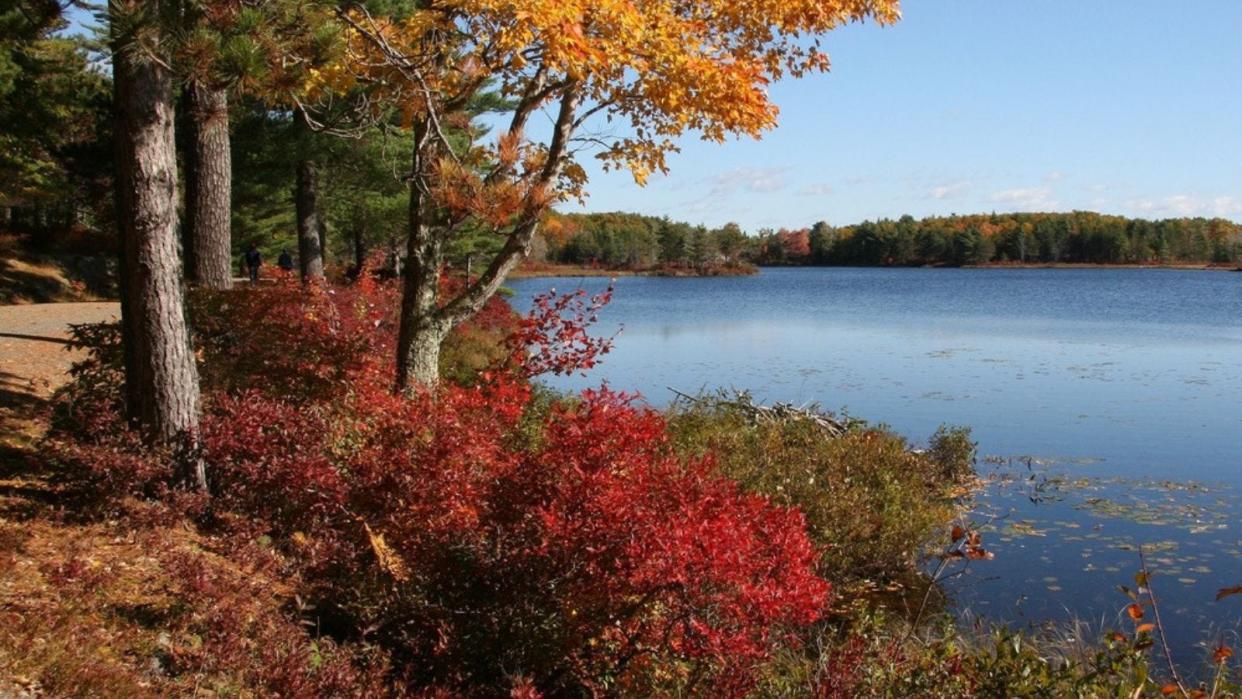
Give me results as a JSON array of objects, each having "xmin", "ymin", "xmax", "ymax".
[{"xmin": 509, "ymin": 267, "xmax": 1242, "ymax": 665}]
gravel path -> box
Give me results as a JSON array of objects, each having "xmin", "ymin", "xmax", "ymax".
[{"xmin": 0, "ymin": 303, "xmax": 120, "ymax": 428}]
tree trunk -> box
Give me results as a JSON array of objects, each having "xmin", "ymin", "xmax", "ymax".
[
  {"xmin": 392, "ymin": 89, "xmax": 580, "ymax": 392},
  {"xmin": 318, "ymin": 217, "xmax": 329, "ymax": 270},
  {"xmin": 395, "ymin": 121, "xmax": 445, "ymax": 391},
  {"xmin": 113, "ymin": 4, "xmax": 205, "ymax": 489},
  {"xmin": 353, "ymin": 223, "xmax": 365, "ymax": 271},
  {"xmin": 183, "ymin": 81, "xmax": 232, "ymax": 289},
  {"xmin": 296, "ymin": 158, "xmax": 323, "ymax": 281},
  {"xmin": 389, "ymin": 235, "xmax": 401, "ymax": 277},
  {"xmin": 395, "ymin": 244, "xmax": 448, "ymax": 389}
]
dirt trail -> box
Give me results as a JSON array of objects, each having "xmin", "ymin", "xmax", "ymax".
[{"xmin": 0, "ymin": 302, "xmax": 120, "ymax": 442}]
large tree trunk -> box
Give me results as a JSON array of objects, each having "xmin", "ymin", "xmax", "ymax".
[
  {"xmin": 394, "ymin": 121, "xmax": 446, "ymax": 391},
  {"xmin": 296, "ymin": 158, "xmax": 324, "ymax": 281},
  {"xmin": 183, "ymin": 81, "xmax": 232, "ymax": 289},
  {"xmin": 113, "ymin": 3, "xmax": 205, "ymax": 489},
  {"xmin": 294, "ymin": 109, "xmax": 323, "ymax": 281}
]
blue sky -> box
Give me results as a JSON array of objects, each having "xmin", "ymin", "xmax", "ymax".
[
  {"xmin": 70, "ymin": 2, "xmax": 1241, "ymax": 232},
  {"xmin": 564, "ymin": 1, "xmax": 1242, "ymax": 231}
]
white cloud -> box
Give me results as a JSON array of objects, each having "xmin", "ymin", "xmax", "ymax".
[
  {"xmin": 1164, "ymin": 195, "xmax": 1199, "ymax": 216},
  {"xmin": 1044, "ymin": 170, "xmax": 1066, "ymax": 183},
  {"xmin": 798, "ymin": 183, "xmax": 834, "ymax": 197},
  {"xmin": 989, "ymin": 186, "xmax": 1058, "ymax": 210},
  {"xmin": 1126, "ymin": 194, "xmax": 1242, "ymax": 218},
  {"xmin": 708, "ymin": 167, "xmax": 788, "ymax": 196},
  {"xmin": 1212, "ymin": 196, "xmax": 1242, "ymax": 216},
  {"xmin": 929, "ymin": 181, "xmax": 971, "ymax": 200}
]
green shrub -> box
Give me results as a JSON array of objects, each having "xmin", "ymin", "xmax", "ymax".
[
  {"xmin": 666, "ymin": 398, "xmax": 973, "ymax": 582},
  {"xmin": 927, "ymin": 424, "xmax": 977, "ymax": 483}
]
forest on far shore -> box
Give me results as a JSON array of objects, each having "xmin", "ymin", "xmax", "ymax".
[{"xmin": 541, "ymin": 210, "xmax": 1242, "ymax": 270}]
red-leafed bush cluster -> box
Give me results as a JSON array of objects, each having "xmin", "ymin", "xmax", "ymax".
[
  {"xmin": 200, "ymin": 383, "xmax": 828, "ymax": 695},
  {"xmin": 49, "ymin": 270, "xmax": 831, "ymax": 696}
]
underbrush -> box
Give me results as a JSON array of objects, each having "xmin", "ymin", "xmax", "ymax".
[
  {"xmin": 667, "ymin": 395, "xmax": 976, "ymax": 582},
  {"xmin": 0, "ymin": 231, "xmax": 117, "ymax": 303},
  {"xmin": 0, "ymin": 513, "xmax": 388, "ymax": 698},
  {"xmin": 37, "ymin": 274, "xmax": 827, "ymax": 696},
  {"xmin": 15, "ymin": 270, "xmax": 1238, "ymax": 697}
]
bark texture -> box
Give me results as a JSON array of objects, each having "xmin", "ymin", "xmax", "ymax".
[
  {"xmin": 183, "ymin": 81, "xmax": 232, "ymax": 289},
  {"xmin": 113, "ymin": 9, "xmax": 205, "ymax": 488},
  {"xmin": 296, "ymin": 158, "xmax": 324, "ymax": 281},
  {"xmin": 395, "ymin": 120, "xmax": 445, "ymax": 391}
]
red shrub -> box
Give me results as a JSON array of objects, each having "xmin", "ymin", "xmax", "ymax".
[
  {"xmin": 49, "ymin": 273, "xmax": 830, "ymax": 696},
  {"xmin": 190, "ymin": 276, "xmax": 398, "ymax": 400},
  {"xmin": 191, "ymin": 382, "xmax": 827, "ymax": 695}
]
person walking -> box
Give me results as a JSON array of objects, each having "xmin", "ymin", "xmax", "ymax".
[{"xmin": 244, "ymin": 243, "xmax": 262, "ymax": 284}]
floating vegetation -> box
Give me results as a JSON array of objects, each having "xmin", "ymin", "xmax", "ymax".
[
  {"xmin": 946, "ymin": 455, "xmax": 1242, "ymax": 649},
  {"xmin": 1005, "ymin": 521, "xmax": 1049, "ymax": 538}
]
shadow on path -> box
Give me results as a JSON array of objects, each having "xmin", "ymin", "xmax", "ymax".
[{"xmin": 0, "ymin": 332, "xmax": 73, "ymax": 345}]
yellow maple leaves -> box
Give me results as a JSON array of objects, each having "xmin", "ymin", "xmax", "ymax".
[{"xmin": 309, "ymin": 0, "xmax": 900, "ymax": 189}]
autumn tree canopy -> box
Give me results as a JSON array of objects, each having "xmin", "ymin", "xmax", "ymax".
[{"xmin": 304, "ymin": 0, "xmax": 902, "ymax": 387}]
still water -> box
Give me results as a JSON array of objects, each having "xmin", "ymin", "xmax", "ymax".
[{"xmin": 510, "ymin": 267, "xmax": 1242, "ymax": 663}]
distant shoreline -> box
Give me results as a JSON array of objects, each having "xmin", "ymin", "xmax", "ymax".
[
  {"xmin": 962, "ymin": 262, "xmax": 1241, "ymax": 271},
  {"xmin": 508, "ymin": 263, "xmax": 759, "ymax": 279},
  {"xmin": 510, "ymin": 262, "xmax": 1241, "ymax": 278},
  {"xmin": 755, "ymin": 262, "xmax": 1242, "ymax": 272}
]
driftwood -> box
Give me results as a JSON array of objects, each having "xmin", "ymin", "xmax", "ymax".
[{"xmin": 668, "ymin": 387, "xmax": 855, "ymax": 438}]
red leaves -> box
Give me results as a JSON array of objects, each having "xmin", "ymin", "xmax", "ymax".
[
  {"xmin": 1213, "ymin": 645, "xmax": 1234, "ymax": 664},
  {"xmin": 950, "ymin": 524, "xmax": 966, "ymax": 543},
  {"xmin": 1126, "ymin": 603, "xmax": 1145, "ymax": 621},
  {"xmin": 507, "ymin": 286, "xmax": 615, "ymax": 378},
  {"xmin": 191, "ymin": 364, "xmax": 824, "ymax": 694},
  {"xmin": 942, "ymin": 524, "xmax": 993, "ymax": 561},
  {"xmin": 55, "ymin": 273, "xmax": 827, "ymax": 696}
]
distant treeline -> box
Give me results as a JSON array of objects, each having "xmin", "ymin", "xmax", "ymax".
[
  {"xmin": 541, "ymin": 211, "xmax": 1242, "ymax": 269},
  {"xmin": 540, "ymin": 212, "xmax": 750, "ymax": 271}
]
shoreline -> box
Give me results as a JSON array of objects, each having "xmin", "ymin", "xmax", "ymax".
[
  {"xmin": 961, "ymin": 262, "xmax": 1241, "ymax": 271},
  {"xmin": 760, "ymin": 262, "xmax": 1241, "ymax": 272},
  {"xmin": 508, "ymin": 263, "xmax": 759, "ymax": 279},
  {"xmin": 509, "ymin": 262, "xmax": 1241, "ymax": 278}
]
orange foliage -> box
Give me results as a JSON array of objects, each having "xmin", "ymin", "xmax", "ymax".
[{"xmin": 312, "ymin": 0, "xmax": 902, "ymax": 188}]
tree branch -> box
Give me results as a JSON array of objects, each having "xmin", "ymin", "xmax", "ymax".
[{"xmin": 438, "ymin": 84, "xmax": 581, "ymax": 326}]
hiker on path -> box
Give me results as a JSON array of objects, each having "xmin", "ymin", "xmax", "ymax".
[{"xmin": 244, "ymin": 244, "xmax": 262, "ymax": 284}]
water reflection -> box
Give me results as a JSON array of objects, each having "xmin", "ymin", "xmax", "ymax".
[{"xmin": 509, "ymin": 267, "xmax": 1242, "ymax": 660}]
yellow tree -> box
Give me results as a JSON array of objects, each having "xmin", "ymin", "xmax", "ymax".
[{"xmin": 316, "ymin": 0, "xmax": 902, "ymax": 390}]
